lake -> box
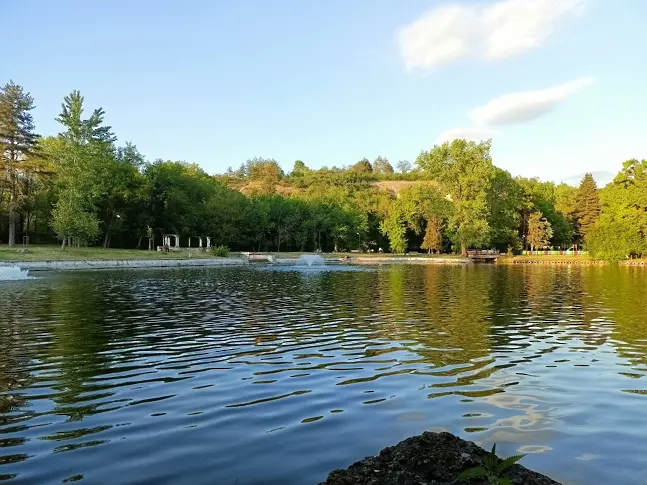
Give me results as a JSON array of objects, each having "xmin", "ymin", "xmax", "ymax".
[{"xmin": 1, "ymin": 264, "xmax": 647, "ymax": 484}]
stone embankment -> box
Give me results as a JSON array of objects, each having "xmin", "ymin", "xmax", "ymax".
[{"xmin": 1, "ymin": 258, "xmax": 246, "ymax": 272}]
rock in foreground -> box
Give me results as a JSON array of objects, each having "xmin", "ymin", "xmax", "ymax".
[{"xmin": 320, "ymin": 432, "xmax": 560, "ymax": 485}]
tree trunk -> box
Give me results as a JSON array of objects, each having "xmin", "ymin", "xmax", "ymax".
[
  {"xmin": 103, "ymin": 232, "xmax": 110, "ymax": 249},
  {"xmin": 461, "ymin": 241, "xmax": 468, "ymax": 257},
  {"xmin": 61, "ymin": 237, "xmax": 67, "ymax": 250},
  {"xmin": 8, "ymin": 192, "xmax": 16, "ymax": 247}
]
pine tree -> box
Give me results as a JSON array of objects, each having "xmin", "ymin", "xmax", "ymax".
[
  {"xmin": 56, "ymin": 90, "xmax": 115, "ymax": 145},
  {"xmin": 420, "ymin": 216, "xmax": 443, "ymax": 253},
  {"xmin": 0, "ymin": 81, "xmax": 39, "ymax": 246},
  {"xmin": 575, "ymin": 173, "xmax": 600, "ymax": 241}
]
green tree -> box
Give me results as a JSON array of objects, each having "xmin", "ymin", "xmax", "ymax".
[
  {"xmin": 51, "ymin": 194, "xmax": 100, "ymax": 246},
  {"xmin": 380, "ymin": 184, "xmax": 451, "ymax": 253},
  {"xmin": 380, "ymin": 210, "xmax": 407, "ymax": 253},
  {"xmin": 351, "ymin": 158, "xmax": 372, "ymax": 173},
  {"xmin": 291, "ymin": 160, "xmax": 309, "ymax": 177},
  {"xmin": 517, "ymin": 177, "xmax": 573, "ymax": 248},
  {"xmin": 488, "ymin": 167, "xmax": 523, "ymax": 250},
  {"xmin": 0, "ymin": 81, "xmax": 39, "ymax": 246},
  {"xmin": 98, "ymin": 143, "xmax": 146, "ymax": 248},
  {"xmin": 56, "ymin": 90, "xmax": 115, "ymax": 144},
  {"xmin": 417, "ymin": 139, "xmax": 494, "ymax": 255},
  {"xmin": 587, "ymin": 159, "xmax": 647, "ymax": 260},
  {"xmin": 586, "ymin": 218, "xmax": 644, "ymax": 261},
  {"xmin": 244, "ymin": 157, "xmax": 283, "ymax": 195},
  {"xmin": 396, "ymin": 160, "xmax": 412, "ymax": 174},
  {"xmin": 51, "ymin": 91, "xmax": 118, "ymax": 247},
  {"xmin": 372, "ymin": 156, "xmax": 394, "ymax": 176},
  {"xmin": 527, "ymin": 212, "xmax": 553, "ymax": 250},
  {"xmin": 555, "ymin": 183, "xmax": 578, "ymax": 243},
  {"xmin": 575, "ymin": 173, "xmax": 601, "ymax": 242}
]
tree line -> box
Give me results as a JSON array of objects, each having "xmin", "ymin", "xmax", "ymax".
[{"xmin": 1, "ymin": 81, "xmax": 645, "ymax": 260}]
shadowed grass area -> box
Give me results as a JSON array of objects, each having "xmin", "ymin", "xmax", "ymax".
[{"xmin": 0, "ymin": 245, "xmax": 221, "ymax": 262}]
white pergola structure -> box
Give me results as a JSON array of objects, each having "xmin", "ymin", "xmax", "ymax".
[
  {"xmin": 162, "ymin": 234, "xmax": 180, "ymax": 249},
  {"xmin": 187, "ymin": 236, "xmax": 213, "ymax": 250}
]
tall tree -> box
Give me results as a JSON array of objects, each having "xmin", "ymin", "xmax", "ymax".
[
  {"xmin": 575, "ymin": 173, "xmax": 600, "ymax": 242},
  {"xmin": 527, "ymin": 212, "xmax": 553, "ymax": 250},
  {"xmin": 587, "ymin": 159, "xmax": 647, "ymax": 260},
  {"xmin": 56, "ymin": 90, "xmax": 115, "ymax": 145},
  {"xmin": 417, "ymin": 139, "xmax": 494, "ymax": 255},
  {"xmin": 0, "ymin": 81, "xmax": 39, "ymax": 246},
  {"xmin": 421, "ymin": 216, "xmax": 443, "ymax": 253},
  {"xmin": 487, "ymin": 167, "xmax": 523, "ymax": 250},
  {"xmin": 52, "ymin": 91, "xmax": 116, "ymax": 248}
]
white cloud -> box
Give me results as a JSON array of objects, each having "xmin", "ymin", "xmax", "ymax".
[
  {"xmin": 469, "ymin": 77, "xmax": 593, "ymax": 125},
  {"xmin": 397, "ymin": 0, "xmax": 584, "ymax": 70},
  {"xmin": 435, "ymin": 127, "xmax": 497, "ymax": 144}
]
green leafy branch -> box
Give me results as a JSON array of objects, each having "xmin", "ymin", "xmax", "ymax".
[{"xmin": 457, "ymin": 444, "xmax": 525, "ymax": 485}]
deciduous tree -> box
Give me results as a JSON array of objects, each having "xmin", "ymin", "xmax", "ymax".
[
  {"xmin": 417, "ymin": 139, "xmax": 494, "ymax": 255},
  {"xmin": 421, "ymin": 216, "xmax": 443, "ymax": 253},
  {"xmin": 527, "ymin": 212, "xmax": 553, "ymax": 250},
  {"xmin": 372, "ymin": 156, "xmax": 394, "ymax": 175}
]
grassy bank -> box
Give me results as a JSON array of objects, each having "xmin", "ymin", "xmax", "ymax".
[
  {"xmin": 496, "ymin": 254, "xmax": 606, "ymax": 265},
  {"xmin": 0, "ymin": 245, "xmax": 221, "ymax": 262},
  {"xmin": 1, "ymin": 245, "xmax": 467, "ymax": 263},
  {"xmin": 509, "ymin": 255, "xmax": 593, "ymax": 262}
]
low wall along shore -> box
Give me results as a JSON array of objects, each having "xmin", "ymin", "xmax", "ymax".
[
  {"xmin": 3, "ymin": 258, "xmax": 246, "ymax": 272},
  {"xmin": 3, "ymin": 255, "xmax": 645, "ymax": 272}
]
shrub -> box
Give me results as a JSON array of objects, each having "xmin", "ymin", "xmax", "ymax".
[{"xmin": 211, "ymin": 245, "xmax": 230, "ymax": 257}]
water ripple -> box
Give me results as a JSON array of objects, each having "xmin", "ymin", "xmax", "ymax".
[{"xmin": 1, "ymin": 265, "xmax": 647, "ymax": 484}]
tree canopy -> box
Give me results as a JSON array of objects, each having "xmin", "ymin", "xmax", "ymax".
[{"xmin": 0, "ymin": 80, "xmax": 640, "ymax": 261}]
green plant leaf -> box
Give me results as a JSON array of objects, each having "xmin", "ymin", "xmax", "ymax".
[
  {"xmin": 497, "ymin": 477, "xmax": 512, "ymax": 485},
  {"xmin": 483, "ymin": 444, "xmax": 499, "ymax": 471},
  {"xmin": 495, "ymin": 454, "xmax": 526, "ymax": 474},
  {"xmin": 457, "ymin": 466, "xmax": 488, "ymax": 481}
]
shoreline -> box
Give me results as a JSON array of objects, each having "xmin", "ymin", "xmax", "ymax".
[
  {"xmin": 2, "ymin": 255, "xmax": 645, "ymax": 272},
  {"xmin": 0, "ymin": 258, "xmax": 247, "ymax": 272}
]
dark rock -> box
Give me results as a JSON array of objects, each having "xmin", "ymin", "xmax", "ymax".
[{"xmin": 320, "ymin": 432, "xmax": 560, "ymax": 485}]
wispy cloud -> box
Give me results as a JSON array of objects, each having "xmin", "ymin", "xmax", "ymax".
[
  {"xmin": 435, "ymin": 127, "xmax": 497, "ymax": 144},
  {"xmin": 469, "ymin": 77, "xmax": 593, "ymax": 125},
  {"xmin": 397, "ymin": 0, "xmax": 584, "ymax": 70}
]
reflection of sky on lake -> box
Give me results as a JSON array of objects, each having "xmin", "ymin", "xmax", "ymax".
[{"xmin": 1, "ymin": 265, "xmax": 647, "ymax": 485}]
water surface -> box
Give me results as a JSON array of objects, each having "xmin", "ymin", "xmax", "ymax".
[{"xmin": 1, "ymin": 265, "xmax": 647, "ymax": 484}]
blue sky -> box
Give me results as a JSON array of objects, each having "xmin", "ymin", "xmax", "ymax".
[{"xmin": 3, "ymin": 0, "xmax": 646, "ymax": 183}]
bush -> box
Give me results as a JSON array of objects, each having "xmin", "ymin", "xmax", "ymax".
[
  {"xmin": 586, "ymin": 218, "xmax": 645, "ymax": 262},
  {"xmin": 211, "ymin": 245, "xmax": 230, "ymax": 257}
]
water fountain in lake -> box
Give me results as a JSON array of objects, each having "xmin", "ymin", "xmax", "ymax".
[
  {"xmin": 296, "ymin": 254, "xmax": 325, "ymax": 267},
  {"xmin": 0, "ymin": 265, "xmax": 34, "ymax": 281}
]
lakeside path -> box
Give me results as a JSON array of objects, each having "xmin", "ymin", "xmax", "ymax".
[
  {"xmin": 1, "ymin": 257, "xmax": 246, "ymax": 272},
  {"xmin": 2, "ymin": 245, "xmax": 644, "ymax": 270}
]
